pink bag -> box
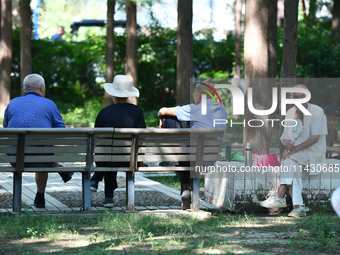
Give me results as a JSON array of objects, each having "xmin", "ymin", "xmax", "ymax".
[{"xmin": 252, "ymin": 154, "xmax": 280, "ymax": 167}]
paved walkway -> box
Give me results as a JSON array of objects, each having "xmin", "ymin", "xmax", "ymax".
[{"xmin": 0, "ymin": 171, "xmax": 219, "ymax": 213}]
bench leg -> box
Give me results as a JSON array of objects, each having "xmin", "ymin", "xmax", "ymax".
[
  {"xmin": 82, "ymin": 172, "xmax": 91, "ymax": 212},
  {"xmin": 126, "ymin": 172, "xmax": 135, "ymax": 211},
  {"xmin": 192, "ymin": 177, "xmax": 200, "ymax": 211},
  {"xmin": 13, "ymin": 172, "xmax": 22, "ymax": 213}
]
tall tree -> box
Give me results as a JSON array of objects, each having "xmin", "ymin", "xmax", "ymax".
[
  {"xmin": 234, "ymin": 0, "xmax": 243, "ymax": 80},
  {"xmin": 126, "ymin": 0, "xmax": 137, "ymax": 104},
  {"xmin": 177, "ymin": 0, "xmax": 193, "ymax": 105},
  {"xmin": 308, "ymin": 0, "xmax": 317, "ymax": 24},
  {"xmin": 243, "ymin": 0, "xmax": 278, "ymax": 155},
  {"xmin": 279, "ymin": 0, "xmax": 299, "ymax": 156},
  {"xmin": 0, "ymin": 0, "xmax": 12, "ymax": 117},
  {"xmin": 280, "ymin": 0, "xmax": 299, "ymax": 79},
  {"xmin": 332, "ymin": 0, "xmax": 340, "ymax": 41},
  {"xmin": 104, "ymin": 0, "xmax": 115, "ymax": 107},
  {"xmin": 268, "ymin": 0, "xmax": 278, "ymax": 78},
  {"xmin": 20, "ymin": 0, "xmax": 32, "ymax": 93}
]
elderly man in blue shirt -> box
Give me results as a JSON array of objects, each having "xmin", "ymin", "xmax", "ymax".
[{"xmin": 3, "ymin": 74, "xmax": 72, "ymax": 208}]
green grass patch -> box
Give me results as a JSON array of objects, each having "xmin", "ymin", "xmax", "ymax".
[
  {"xmin": 0, "ymin": 212, "xmax": 338, "ymax": 254},
  {"xmin": 147, "ymin": 175, "xmax": 205, "ymax": 191}
]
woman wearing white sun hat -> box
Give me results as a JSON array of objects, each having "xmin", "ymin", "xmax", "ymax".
[{"xmin": 91, "ymin": 75, "xmax": 146, "ymax": 208}]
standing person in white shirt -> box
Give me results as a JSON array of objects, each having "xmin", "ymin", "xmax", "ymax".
[{"xmin": 260, "ymin": 84, "xmax": 328, "ymax": 217}]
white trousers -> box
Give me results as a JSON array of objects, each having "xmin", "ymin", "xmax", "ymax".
[{"xmin": 280, "ymin": 158, "xmax": 304, "ymax": 206}]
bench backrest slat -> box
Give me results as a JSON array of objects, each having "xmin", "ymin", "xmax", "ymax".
[{"xmin": 0, "ymin": 128, "xmax": 225, "ymax": 173}]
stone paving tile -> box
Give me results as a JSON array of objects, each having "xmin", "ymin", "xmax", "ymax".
[
  {"xmin": 157, "ymin": 206, "xmax": 171, "ymax": 210},
  {"xmin": 48, "ymin": 190, "xmax": 181, "ymax": 208},
  {"xmin": 169, "ymin": 205, "xmax": 181, "ymax": 209},
  {"xmin": 145, "ymin": 206, "xmax": 159, "ymax": 210},
  {"xmin": 135, "ymin": 206, "xmax": 148, "ymax": 211},
  {"xmin": 0, "ymin": 171, "xmax": 219, "ymax": 213}
]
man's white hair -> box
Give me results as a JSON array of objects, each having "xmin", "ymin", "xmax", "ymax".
[{"xmin": 23, "ymin": 74, "xmax": 45, "ymax": 92}]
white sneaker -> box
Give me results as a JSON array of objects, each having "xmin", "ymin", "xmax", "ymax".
[
  {"xmin": 288, "ymin": 205, "xmax": 306, "ymax": 217},
  {"xmin": 259, "ymin": 191, "xmax": 287, "ymax": 208}
]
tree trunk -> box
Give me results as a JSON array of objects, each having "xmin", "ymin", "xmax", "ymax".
[
  {"xmin": 177, "ymin": 0, "xmax": 193, "ymax": 106},
  {"xmin": 234, "ymin": 0, "xmax": 243, "ymax": 80},
  {"xmin": 104, "ymin": 0, "xmax": 115, "ymax": 107},
  {"xmin": 20, "ymin": 0, "xmax": 32, "ymax": 94},
  {"xmin": 280, "ymin": 0, "xmax": 299, "ymax": 79},
  {"xmin": 126, "ymin": 0, "xmax": 137, "ymax": 105},
  {"xmin": 243, "ymin": 0, "xmax": 277, "ymax": 155},
  {"xmin": 308, "ymin": 0, "xmax": 317, "ymax": 24},
  {"xmin": 332, "ymin": 0, "xmax": 340, "ymax": 41},
  {"xmin": 268, "ymin": 0, "xmax": 277, "ymax": 78},
  {"xmin": 0, "ymin": 0, "xmax": 12, "ymax": 117},
  {"xmin": 279, "ymin": 0, "xmax": 299, "ymax": 157}
]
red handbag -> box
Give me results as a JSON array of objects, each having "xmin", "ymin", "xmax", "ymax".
[{"xmin": 252, "ymin": 154, "xmax": 280, "ymax": 167}]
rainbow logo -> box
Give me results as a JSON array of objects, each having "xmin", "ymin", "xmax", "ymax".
[{"xmin": 199, "ymin": 82, "xmax": 222, "ymax": 105}]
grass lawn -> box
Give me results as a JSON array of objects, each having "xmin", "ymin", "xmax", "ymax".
[
  {"xmin": 0, "ymin": 211, "xmax": 339, "ymax": 254},
  {"xmin": 1, "ymin": 174, "xmax": 338, "ymax": 254},
  {"xmin": 0, "ymin": 163, "xmax": 336, "ymax": 254}
]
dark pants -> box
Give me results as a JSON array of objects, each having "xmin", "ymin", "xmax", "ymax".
[
  {"xmin": 91, "ymin": 170, "xmax": 117, "ymax": 198},
  {"xmin": 161, "ymin": 116, "xmax": 191, "ymax": 193}
]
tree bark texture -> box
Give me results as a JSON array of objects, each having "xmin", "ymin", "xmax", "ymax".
[
  {"xmin": 268, "ymin": 0, "xmax": 277, "ymax": 78},
  {"xmin": 105, "ymin": 0, "xmax": 115, "ymax": 107},
  {"xmin": 234, "ymin": 0, "xmax": 243, "ymax": 80},
  {"xmin": 126, "ymin": 0, "xmax": 137, "ymax": 104},
  {"xmin": 332, "ymin": 0, "xmax": 340, "ymax": 41},
  {"xmin": 20, "ymin": 0, "xmax": 32, "ymax": 94},
  {"xmin": 243, "ymin": 0, "xmax": 277, "ymax": 155},
  {"xmin": 0, "ymin": 0, "xmax": 12, "ymax": 117},
  {"xmin": 280, "ymin": 0, "xmax": 298, "ymax": 80},
  {"xmin": 176, "ymin": 0, "xmax": 193, "ymax": 106},
  {"xmin": 279, "ymin": 0, "xmax": 299, "ymax": 157}
]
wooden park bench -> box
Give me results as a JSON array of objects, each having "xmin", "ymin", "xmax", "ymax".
[{"xmin": 0, "ymin": 128, "xmax": 224, "ymax": 213}]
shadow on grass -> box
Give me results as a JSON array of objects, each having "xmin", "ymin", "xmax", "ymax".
[{"xmin": 0, "ymin": 212, "xmax": 339, "ymax": 254}]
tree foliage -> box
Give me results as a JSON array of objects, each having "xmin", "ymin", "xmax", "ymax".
[{"xmin": 7, "ymin": 19, "xmax": 339, "ymax": 125}]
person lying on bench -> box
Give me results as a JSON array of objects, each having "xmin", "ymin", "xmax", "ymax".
[
  {"xmin": 157, "ymin": 82, "xmax": 228, "ymax": 210},
  {"xmin": 3, "ymin": 74, "xmax": 73, "ymax": 208}
]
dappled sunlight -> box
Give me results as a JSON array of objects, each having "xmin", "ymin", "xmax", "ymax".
[{"xmin": 0, "ymin": 212, "xmax": 338, "ymax": 254}]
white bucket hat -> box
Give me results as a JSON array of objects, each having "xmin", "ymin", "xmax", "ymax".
[{"xmin": 104, "ymin": 75, "xmax": 139, "ymax": 98}]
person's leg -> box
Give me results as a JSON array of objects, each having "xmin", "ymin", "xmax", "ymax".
[
  {"xmin": 177, "ymin": 171, "xmax": 191, "ymax": 194},
  {"xmin": 57, "ymin": 162, "xmax": 73, "ymax": 183},
  {"xmin": 287, "ymin": 176, "xmax": 306, "ymax": 217},
  {"xmin": 103, "ymin": 172, "xmax": 117, "ymax": 207},
  {"xmin": 91, "ymin": 172, "xmax": 104, "ymax": 192},
  {"xmin": 291, "ymin": 177, "xmax": 304, "ymax": 206},
  {"xmin": 260, "ymin": 158, "xmax": 296, "ymax": 208},
  {"xmin": 34, "ymin": 172, "xmax": 48, "ymax": 208},
  {"xmin": 177, "ymin": 170, "xmax": 191, "ymax": 210},
  {"xmin": 277, "ymin": 184, "xmax": 288, "ymax": 198},
  {"xmin": 36, "ymin": 172, "xmax": 48, "ymax": 193},
  {"xmin": 161, "ymin": 116, "xmax": 191, "ymax": 209}
]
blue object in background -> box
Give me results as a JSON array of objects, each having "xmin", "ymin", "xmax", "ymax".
[{"xmin": 32, "ymin": 0, "xmax": 41, "ymax": 40}]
